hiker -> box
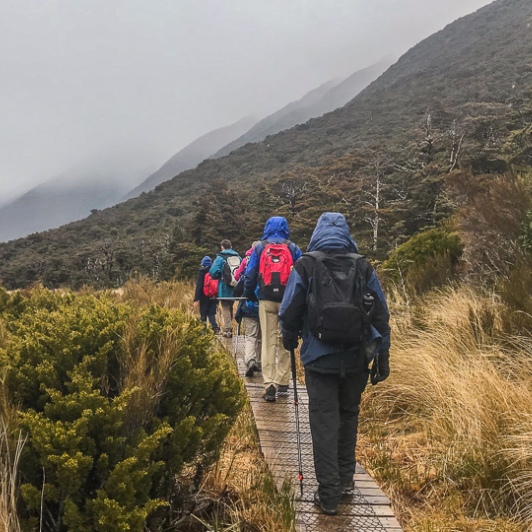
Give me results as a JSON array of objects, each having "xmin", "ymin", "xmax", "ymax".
[
  {"xmin": 244, "ymin": 217, "xmax": 302, "ymax": 401},
  {"xmin": 234, "ymin": 242, "xmax": 262, "ymax": 377},
  {"xmin": 234, "ymin": 241, "xmax": 260, "ymax": 282},
  {"xmin": 209, "ymin": 239, "xmax": 242, "ymax": 338},
  {"xmin": 279, "ymin": 212, "xmax": 391, "ymax": 516},
  {"xmin": 193, "ymin": 256, "xmax": 220, "ymax": 333}
]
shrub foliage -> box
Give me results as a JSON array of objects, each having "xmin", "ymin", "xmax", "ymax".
[
  {"xmin": 0, "ymin": 288, "xmax": 243, "ymax": 531},
  {"xmin": 382, "ymin": 226, "xmax": 464, "ymax": 293}
]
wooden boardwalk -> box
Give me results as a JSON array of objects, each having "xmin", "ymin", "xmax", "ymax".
[{"xmin": 226, "ymin": 334, "xmax": 403, "ymax": 532}]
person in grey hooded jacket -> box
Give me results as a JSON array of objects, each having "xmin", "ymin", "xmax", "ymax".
[{"xmin": 279, "ymin": 212, "xmax": 390, "ymax": 515}]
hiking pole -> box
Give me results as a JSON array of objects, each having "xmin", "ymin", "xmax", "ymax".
[
  {"xmin": 290, "ymin": 348, "xmax": 304, "ymax": 498},
  {"xmin": 233, "ymin": 320, "xmax": 241, "ymax": 360}
]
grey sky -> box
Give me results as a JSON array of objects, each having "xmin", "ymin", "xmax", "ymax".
[{"xmin": 0, "ymin": 0, "xmax": 492, "ymax": 203}]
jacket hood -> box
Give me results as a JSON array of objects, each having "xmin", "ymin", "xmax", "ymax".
[
  {"xmin": 306, "ymin": 212, "xmax": 358, "ymax": 253},
  {"xmin": 262, "ymin": 216, "xmax": 290, "ymax": 240},
  {"xmin": 201, "ymin": 256, "xmax": 212, "ymax": 267}
]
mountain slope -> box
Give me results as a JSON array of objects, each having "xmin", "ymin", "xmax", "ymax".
[
  {"xmin": 0, "ymin": 177, "xmax": 128, "ymax": 243},
  {"xmin": 125, "ymin": 63, "xmax": 384, "ymax": 200},
  {"xmin": 123, "ymin": 116, "xmax": 257, "ymax": 200},
  {"xmin": 0, "ymin": 0, "xmax": 531, "ymax": 289},
  {"xmin": 213, "ymin": 62, "xmax": 388, "ymax": 158}
]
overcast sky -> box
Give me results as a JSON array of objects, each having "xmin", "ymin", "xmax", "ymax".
[{"xmin": 0, "ymin": 0, "xmax": 493, "ymax": 203}]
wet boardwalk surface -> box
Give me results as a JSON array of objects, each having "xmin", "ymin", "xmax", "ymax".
[{"xmin": 226, "ymin": 334, "xmax": 403, "ymax": 532}]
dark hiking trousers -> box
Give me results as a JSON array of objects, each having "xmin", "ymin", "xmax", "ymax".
[
  {"xmin": 200, "ymin": 299, "xmax": 218, "ymax": 330},
  {"xmin": 304, "ymin": 367, "xmax": 369, "ymax": 507}
]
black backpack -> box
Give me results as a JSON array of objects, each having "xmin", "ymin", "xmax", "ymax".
[{"xmin": 306, "ymin": 251, "xmax": 371, "ymax": 346}]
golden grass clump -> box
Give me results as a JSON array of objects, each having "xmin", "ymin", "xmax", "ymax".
[
  {"xmin": 360, "ymin": 287, "xmax": 532, "ymax": 530},
  {"xmin": 109, "ymin": 276, "xmax": 195, "ymax": 312},
  {"xmin": 0, "ymin": 420, "xmax": 24, "ymax": 532},
  {"xmin": 199, "ymin": 404, "xmax": 296, "ymax": 531}
]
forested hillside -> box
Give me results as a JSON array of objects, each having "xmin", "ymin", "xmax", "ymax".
[{"xmin": 0, "ymin": 0, "xmax": 530, "ymax": 289}]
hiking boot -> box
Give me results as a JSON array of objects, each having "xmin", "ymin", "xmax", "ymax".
[
  {"xmin": 222, "ymin": 331, "xmax": 232, "ymax": 338},
  {"xmin": 313, "ymin": 490, "xmax": 338, "ymax": 516},
  {"xmin": 245, "ymin": 359, "xmax": 256, "ymax": 378},
  {"xmin": 341, "ymin": 480, "xmax": 355, "ymax": 496},
  {"xmin": 277, "ymin": 384, "xmax": 289, "ymax": 396},
  {"xmin": 213, "ymin": 327, "xmax": 221, "ymax": 335},
  {"xmin": 263, "ymin": 385, "xmax": 276, "ymax": 402},
  {"xmin": 255, "ymin": 362, "xmax": 262, "ymax": 372}
]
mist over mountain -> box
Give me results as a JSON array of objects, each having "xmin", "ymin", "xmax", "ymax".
[
  {"xmin": 0, "ymin": 60, "xmax": 382, "ymax": 243},
  {"xmin": 0, "ymin": 149, "xmax": 152, "ymax": 243},
  {"xmin": 213, "ymin": 62, "xmax": 389, "ymax": 158},
  {"xmin": 123, "ymin": 116, "xmax": 257, "ymax": 200},
  {"xmin": 0, "ymin": 0, "xmax": 530, "ymax": 289},
  {"xmin": 0, "ymin": 175, "xmax": 130, "ymax": 243}
]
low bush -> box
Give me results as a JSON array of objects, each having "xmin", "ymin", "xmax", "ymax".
[
  {"xmin": 382, "ymin": 226, "xmax": 463, "ymax": 294},
  {"xmin": 0, "ymin": 287, "xmax": 243, "ymax": 531},
  {"xmin": 498, "ymin": 253, "xmax": 532, "ymax": 334}
]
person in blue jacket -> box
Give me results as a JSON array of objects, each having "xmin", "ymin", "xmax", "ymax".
[
  {"xmin": 244, "ymin": 217, "xmax": 302, "ymax": 402},
  {"xmin": 193, "ymin": 256, "xmax": 219, "ymax": 333},
  {"xmin": 278, "ymin": 212, "xmax": 391, "ymax": 516},
  {"xmin": 233, "ymin": 242, "xmax": 262, "ymax": 377},
  {"xmin": 209, "ymin": 239, "xmax": 241, "ymax": 338}
]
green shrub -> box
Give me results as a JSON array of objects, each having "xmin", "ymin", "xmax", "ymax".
[
  {"xmin": 520, "ymin": 209, "xmax": 532, "ymax": 253},
  {"xmin": 498, "ymin": 253, "xmax": 532, "ymax": 334},
  {"xmin": 0, "ymin": 288, "xmax": 243, "ymax": 531},
  {"xmin": 383, "ymin": 227, "xmax": 463, "ymax": 294}
]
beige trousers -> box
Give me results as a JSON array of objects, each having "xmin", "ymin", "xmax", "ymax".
[
  {"xmin": 243, "ymin": 317, "xmax": 261, "ymax": 366},
  {"xmin": 259, "ymin": 300, "xmax": 290, "ymax": 389},
  {"xmin": 221, "ymin": 300, "xmax": 234, "ymax": 334}
]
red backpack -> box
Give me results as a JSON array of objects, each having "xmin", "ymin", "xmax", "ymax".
[
  {"xmin": 258, "ymin": 242, "xmax": 294, "ymax": 301},
  {"xmin": 203, "ymin": 272, "xmax": 219, "ymax": 298}
]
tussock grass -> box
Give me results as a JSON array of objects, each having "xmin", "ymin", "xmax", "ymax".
[
  {"xmin": 0, "ymin": 420, "xmax": 25, "ymax": 532},
  {"xmin": 359, "ymin": 287, "xmax": 532, "ymax": 531},
  {"xmin": 108, "ymin": 276, "xmax": 195, "ymax": 312}
]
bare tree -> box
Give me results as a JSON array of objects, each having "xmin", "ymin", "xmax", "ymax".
[
  {"xmin": 446, "ymin": 119, "xmax": 466, "ymax": 172},
  {"xmin": 421, "ymin": 113, "xmax": 435, "ymax": 165},
  {"xmin": 363, "ymin": 154, "xmax": 389, "ymax": 252},
  {"xmin": 278, "ymin": 179, "xmax": 308, "ymax": 216}
]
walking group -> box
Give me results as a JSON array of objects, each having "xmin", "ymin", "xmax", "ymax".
[{"xmin": 194, "ymin": 212, "xmax": 391, "ymax": 516}]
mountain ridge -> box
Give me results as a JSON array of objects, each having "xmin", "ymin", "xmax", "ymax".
[
  {"xmin": 0, "ymin": 176, "xmax": 129, "ymax": 243},
  {"xmin": 212, "ymin": 62, "xmax": 388, "ymax": 159},
  {"xmin": 122, "ymin": 116, "xmax": 258, "ymax": 200}
]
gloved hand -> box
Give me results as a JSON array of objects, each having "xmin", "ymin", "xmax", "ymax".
[
  {"xmin": 370, "ymin": 349, "xmax": 390, "ymax": 385},
  {"xmin": 282, "ymin": 336, "xmax": 299, "ymax": 352}
]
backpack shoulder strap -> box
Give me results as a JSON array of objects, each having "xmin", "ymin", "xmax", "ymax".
[
  {"xmin": 345, "ymin": 252, "xmax": 365, "ymax": 261},
  {"xmin": 304, "ymin": 250, "xmax": 327, "ymax": 260}
]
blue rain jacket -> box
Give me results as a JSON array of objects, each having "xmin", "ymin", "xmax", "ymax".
[{"xmin": 244, "ymin": 216, "xmax": 302, "ymax": 300}]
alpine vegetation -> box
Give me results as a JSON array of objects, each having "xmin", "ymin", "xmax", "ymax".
[{"xmin": 0, "ymin": 285, "xmax": 243, "ymax": 530}]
